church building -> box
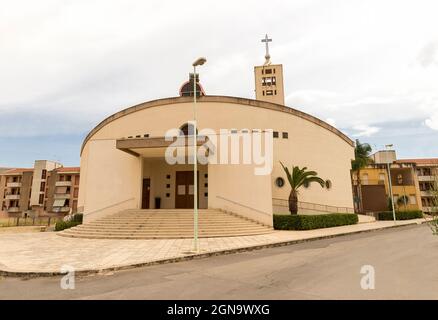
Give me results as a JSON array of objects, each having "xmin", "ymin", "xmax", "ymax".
[{"xmin": 75, "ymin": 36, "xmax": 355, "ymax": 236}]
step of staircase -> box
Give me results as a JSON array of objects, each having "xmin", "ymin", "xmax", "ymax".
[{"xmin": 58, "ymin": 209, "xmax": 273, "ymax": 239}]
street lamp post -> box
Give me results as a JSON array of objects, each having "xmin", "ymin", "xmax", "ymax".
[
  {"xmin": 385, "ymin": 144, "xmax": 397, "ymax": 224},
  {"xmin": 192, "ymin": 57, "xmax": 206, "ymax": 252}
]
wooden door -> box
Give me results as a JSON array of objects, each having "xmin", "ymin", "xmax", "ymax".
[
  {"xmin": 175, "ymin": 171, "xmax": 198, "ymax": 208},
  {"xmin": 142, "ymin": 178, "xmax": 150, "ymax": 209}
]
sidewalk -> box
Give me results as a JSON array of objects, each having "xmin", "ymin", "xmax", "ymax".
[{"xmin": 0, "ymin": 218, "xmax": 426, "ymax": 277}]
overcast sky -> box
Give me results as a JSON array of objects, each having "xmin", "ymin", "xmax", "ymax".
[{"xmin": 1, "ymin": 0, "xmax": 438, "ymax": 167}]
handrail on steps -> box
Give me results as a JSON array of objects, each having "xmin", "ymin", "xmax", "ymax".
[
  {"xmin": 215, "ymin": 195, "xmax": 271, "ymax": 216},
  {"xmin": 85, "ymin": 197, "xmax": 136, "ymax": 218}
]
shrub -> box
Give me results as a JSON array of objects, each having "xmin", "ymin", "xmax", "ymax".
[
  {"xmin": 377, "ymin": 210, "xmax": 423, "ymax": 221},
  {"xmin": 71, "ymin": 213, "xmax": 83, "ymax": 223},
  {"xmin": 273, "ymin": 213, "xmax": 358, "ymax": 230},
  {"xmin": 55, "ymin": 220, "xmax": 81, "ymax": 231}
]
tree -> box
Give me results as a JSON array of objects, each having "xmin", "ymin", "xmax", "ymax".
[
  {"xmin": 351, "ymin": 139, "xmax": 373, "ymax": 213},
  {"xmin": 397, "ymin": 195, "xmax": 409, "ymax": 210},
  {"xmin": 280, "ymin": 162, "xmax": 325, "ymax": 215}
]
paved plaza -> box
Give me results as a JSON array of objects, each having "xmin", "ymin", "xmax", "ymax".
[{"xmin": 0, "ymin": 218, "xmax": 426, "ymax": 276}]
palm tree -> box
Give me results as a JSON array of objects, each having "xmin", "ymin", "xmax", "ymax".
[
  {"xmin": 351, "ymin": 139, "xmax": 373, "ymax": 213},
  {"xmin": 280, "ymin": 162, "xmax": 325, "ymax": 215}
]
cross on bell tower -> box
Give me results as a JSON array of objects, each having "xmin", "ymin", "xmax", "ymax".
[
  {"xmin": 261, "ymin": 34, "xmax": 272, "ymax": 65},
  {"xmin": 254, "ymin": 34, "xmax": 285, "ymax": 105}
]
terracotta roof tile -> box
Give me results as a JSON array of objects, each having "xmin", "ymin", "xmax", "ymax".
[{"xmin": 396, "ymin": 158, "xmax": 438, "ymax": 165}]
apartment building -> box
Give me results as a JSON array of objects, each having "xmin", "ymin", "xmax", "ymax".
[
  {"xmin": 0, "ymin": 160, "xmax": 80, "ymax": 217},
  {"xmin": 396, "ymin": 158, "xmax": 438, "ymax": 214},
  {"xmin": 352, "ymin": 150, "xmax": 422, "ymax": 214}
]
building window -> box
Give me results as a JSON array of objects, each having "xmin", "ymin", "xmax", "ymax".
[
  {"xmin": 262, "ymin": 91, "xmax": 265, "ymax": 96},
  {"xmin": 204, "ymin": 173, "xmax": 208, "ymax": 178},
  {"xmin": 275, "ymin": 177, "xmax": 285, "ymax": 188},
  {"xmin": 204, "ymin": 192, "xmax": 208, "ymax": 197},
  {"xmin": 166, "ymin": 174, "xmax": 171, "ymax": 179},
  {"xmin": 273, "ymin": 131, "xmax": 279, "ymax": 138},
  {"xmin": 74, "ymin": 175, "xmax": 80, "ymax": 185},
  {"xmin": 40, "ymin": 182, "xmax": 45, "ymax": 192},
  {"xmin": 166, "ymin": 184, "xmax": 170, "ymax": 188},
  {"xmin": 66, "ymin": 175, "xmax": 72, "ymax": 181},
  {"xmin": 144, "ymin": 134, "xmax": 149, "ymax": 138},
  {"xmin": 166, "ymin": 193, "xmax": 170, "ymax": 198},
  {"xmin": 409, "ymin": 195, "xmax": 417, "ymax": 205},
  {"xmin": 204, "ymin": 183, "xmax": 208, "ymax": 187},
  {"xmin": 72, "ymin": 200, "xmax": 78, "ymax": 213},
  {"xmin": 265, "ymin": 69, "xmax": 272, "ymax": 74},
  {"xmin": 266, "ymin": 90, "xmax": 273, "ymax": 96},
  {"xmin": 282, "ymin": 132, "xmax": 288, "ymax": 139},
  {"xmin": 179, "ymin": 123, "xmax": 197, "ymax": 136},
  {"xmin": 73, "ymin": 188, "xmax": 79, "ymax": 198},
  {"xmin": 41, "ymin": 170, "xmax": 47, "ymax": 179},
  {"xmin": 39, "ymin": 194, "xmax": 44, "ymax": 204}
]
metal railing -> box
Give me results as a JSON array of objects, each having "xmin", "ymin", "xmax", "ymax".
[
  {"xmin": 272, "ymin": 198, "xmax": 355, "ymax": 214},
  {"xmin": 216, "ymin": 195, "xmax": 271, "ymax": 216},
  {"xmin": 85, "ymin": 197, "xmax": 136, "ymax": 219}
]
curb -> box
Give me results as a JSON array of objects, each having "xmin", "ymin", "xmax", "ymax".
[{"xmin": 0, "ymin": 220, "xmax": 427, "ymax": 279}]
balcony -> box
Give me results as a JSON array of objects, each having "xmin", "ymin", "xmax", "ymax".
[
  {"xmin": 55, "ymin": 181, "xmax": 72, "ymax": 187},
  {"xmin": 420, "ymin": 190, "xmax": 435, "ymax": 197},
  {"xmin": 7, "ymin": 207, "xmax": 20, "ymax": 213},
  {"xmin": 5, "ymin": 194, "xmax": 20, "ymax": 200},
  {"xmin": 54, "ymin": 193, "xmax": 71, "ymax": 199},
  {"xmin": 52, "ymin": 206, "xmax": 70, "ymax": 213},
  {"xmin": 6, "ymin": 182, "xmax": 22, "ymax": 188},
  {"xmin": 418, "ymin": 175, "xmax": 435, "ymax": 182}
]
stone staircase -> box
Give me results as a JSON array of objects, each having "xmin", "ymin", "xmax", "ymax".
[{"xmin": 58, "ymin": 209, "xmax": 273, "ymax": 239}]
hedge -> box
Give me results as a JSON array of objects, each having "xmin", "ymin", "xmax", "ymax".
[
  {"xmin": 377, "ymin": 210, "xmax": 423, "ymax": 221},
  {"xmin": 55, "ymin": 213, "xmax": 83, "ymax": 231},
  {"xmin": 273, "ymin": 213, "xmax": 358, "ymax": 230}
]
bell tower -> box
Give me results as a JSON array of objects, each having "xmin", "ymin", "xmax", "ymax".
[{"xmin": 254, "ymin": 34, "xmax": 285, "ymax": 105}]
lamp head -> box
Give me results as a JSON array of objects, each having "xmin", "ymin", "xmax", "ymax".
[{"xmin": 193, "ymin": 57, "xmax": 207, "ymax": 67}]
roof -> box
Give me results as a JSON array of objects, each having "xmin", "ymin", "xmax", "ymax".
[
  {"xmin": 2, "ymin": 168, "xmax": 34, "ymax": 175},
  {"xmin": 396, "ymin": 158, "xmax": 438, "ymax": 165},
  {"xmin": 56, "ymin": 167, "xmax": 80, "ymax": 173},
  {"xmin": 81, "ymin": 95, "xmax": 354, "ymax": 155}
]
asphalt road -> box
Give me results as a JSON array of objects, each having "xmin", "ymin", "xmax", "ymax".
[{"xmin": 1, "ymin": 224, "xmax": 437, "ymax": 299}]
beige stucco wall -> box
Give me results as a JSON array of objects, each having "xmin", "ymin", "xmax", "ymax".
[
  {"xmin": 79, "ymin": 140, "xmax": 141, "ymax": 222},
  {"xmin": 79, "ymin": 97, "xmax": 354, "ymax": 223}
]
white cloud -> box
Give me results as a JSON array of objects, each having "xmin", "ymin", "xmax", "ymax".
[
  {"xmin": 425, "ymin": 113, "xmax": 438, "ymax": 130},
  {"xmin": 351, "ymin": 125, "xmax": 380, "ymax": 137},
  {"xmin": 0, "ymin": 0, "xmax": 437, "ymax": 149}
]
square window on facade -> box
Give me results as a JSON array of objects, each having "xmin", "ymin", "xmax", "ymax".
[
  {"xmin": 166, "ymin": 193, "xmax": 170, "ymax": 198},
  {"xmin": 204, "ymin": 183, "xmax": 208, "ymax": 187},
  {"xmin": 273, "ymin": 131, "xmax": 279, "ymax": 138},
  {"xmin": 166, "ymin": 174, "xmax": 171, "ymax": 179},
  {"xmin": 204, "ymin": 173, "xmax": 208, "ymax": 178},
  {"xmin": 166, "ymin": 184, "xmax": 170, "ymax": 188},
  {"xmin": 266, "ymin": 90, "xmax": 273, "ymax": 96},
  {"xmin": 204, "ymin": 192, "xmax": 208, "ymax": 197},
  {"xmin": 265, "ymin": 69, "xmax": 272, "ymax": 74},
  {"xmin": 282, "ymin": 132, "xmax": 288, "ymax": 139}
]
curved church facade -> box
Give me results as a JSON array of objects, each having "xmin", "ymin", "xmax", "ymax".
[{"xmin": 78, "ymin": 48, "xmax": 354, "ymax": 227}]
